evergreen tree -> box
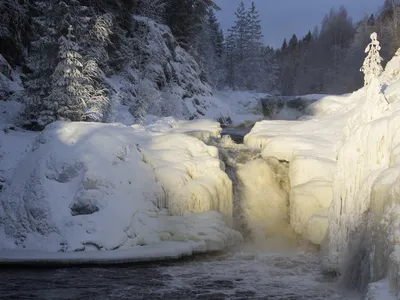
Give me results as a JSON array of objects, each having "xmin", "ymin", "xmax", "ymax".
[
  {"xmin": 131, "ymin": 0, "xmax": 167, "ymax": 23},
  {"xmin": 339, "ymin": 16, "xmax": 375, "ymax": 91},
  {"xmin": 361, "ymin": 32, "xmax": 383, "ymax": 86},
  {"xmin": 37, "ymin": 25, "xmax": 108, "ymax": 124},
  {"xmin": 224, "ymin": 29, "xmax": 237, "ymax": 89},
  {"xmin": 0, "ymin": 0, "xmax": 30, "ymax": 65},
  {"xmin": 244, "ymin": 1, "xmax": 264, "ymax": 90},
  {"xmin": 165, "ymin": 0, "xmax": 219, "ymax": 52},
  {"xmin": 42, "ymin": 25, "xmax": 88, "ymax": 124},
  {"xmin": 281, "ymin": 39, "xmax": 288, "ymax": 52},
  {"xmin": 198, "ymin": 9, "xmax": 225, "ymax": 88}
]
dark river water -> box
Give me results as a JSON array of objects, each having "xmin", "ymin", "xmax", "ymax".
[{"xmin": 0, "ymin": 245, "xmax": 360, "ymax": 300}]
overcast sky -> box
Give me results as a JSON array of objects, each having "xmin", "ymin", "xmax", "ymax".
[{"xmin": 214, "ymin": 0, "xmax": 384, "ymax": 48}]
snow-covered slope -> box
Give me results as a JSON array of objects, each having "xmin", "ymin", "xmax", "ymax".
[
  {"xmin": 0, "ymin": 119, "xmax": 241, "ymax": 263},
  {"xmin": 105, "ymin": 16, "xmax": 214, "ymax": 123}
]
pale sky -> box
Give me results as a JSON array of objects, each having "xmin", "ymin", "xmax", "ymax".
[{"xmin": 214, "ymin": 0, "xmax": 384, "ymax": 48}]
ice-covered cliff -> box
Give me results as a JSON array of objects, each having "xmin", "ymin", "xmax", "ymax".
[{"xmin": 245, "ymin": 49, "xmax": 400, "ymax": 297}]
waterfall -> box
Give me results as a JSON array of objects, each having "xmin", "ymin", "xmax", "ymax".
[{"xmin": 214, "ymin": 134, "xmax": 301, "ymax": 250}]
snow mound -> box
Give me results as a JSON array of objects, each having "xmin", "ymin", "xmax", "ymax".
[{"xmin": 0, "ymin": 121, "xmax": 241, "ymax": 262}]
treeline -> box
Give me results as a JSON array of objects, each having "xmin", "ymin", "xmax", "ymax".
[{"xmin": 278, "ymin": 0, "xmax": 400, "ymax": 95}]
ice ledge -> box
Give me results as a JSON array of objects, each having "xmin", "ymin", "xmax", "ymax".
[{"xmin": 0, "ymin": 241, "xmax": 218, "ymax": 266}]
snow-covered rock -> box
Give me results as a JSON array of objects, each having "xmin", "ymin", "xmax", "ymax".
[{"xmin": 0, "ymin": 121, "xmax": 241, "ymax": 262}]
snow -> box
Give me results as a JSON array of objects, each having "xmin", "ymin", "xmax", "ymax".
[
  {"xmin": 243, "ymin": 49, "xmax": 400, "ymax": 297},
  {"xmin": 0, "ymin": 120, "xmax": 241, "ymax": 263},
  {"xmin": 364, "ymin": 280, "xmax": 397, "ymax": 300},
  {"xmin": 243, "ymin": 91, "xmax": 354, "ymax": 246},
  {"xmin": 111, "ymin": 88, "xmax": 269, "ymax": 128}
]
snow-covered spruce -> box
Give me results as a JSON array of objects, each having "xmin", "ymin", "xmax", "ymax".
[{"xmin": 360, "ymin": 32, "xmax": 383, "ymax": 87}]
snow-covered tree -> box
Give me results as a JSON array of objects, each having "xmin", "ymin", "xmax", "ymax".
[
  {"xmin": 132, "ymin": 0, "xmax": 167, "ymax": 23},
  {"xmin": 224, "ymin": 1, "xmax": 277, "ymax": 92},
  {"xmin": 41, "ymin": 25, "xmax": 89, "ymax": 124},
  {"xmin": 34, "ymin": 25, "xmax": 108, "ymax": 125},
  {"xmin": 360, "ymin": 32, "xmax": 383, "ymax": 86},
  {"xmin": 165, "ymin": 0, "xmax": 219, "ymax": 51}
]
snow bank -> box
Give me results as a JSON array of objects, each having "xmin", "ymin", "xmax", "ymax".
[
  {"xmin": 0, "ymin": 121, "xmax": 241, "ymax": 262},
  {"xmin": 305, "ymin": 94, "xmax": 353, "ymax": 116}
]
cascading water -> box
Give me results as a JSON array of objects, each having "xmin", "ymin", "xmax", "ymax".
[{"xmin": 216, "ymin": 135, "xmax": 296, "ymax": 247}]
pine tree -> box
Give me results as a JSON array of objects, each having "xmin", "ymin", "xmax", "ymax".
[
  {"xmin": 244, "ymin": 1, "xmax": 264, "ymax": 90},
  {"xmin": 224, "ymin": 29, "xmax": 237, "ymax": 89},
  {"xmin": 24, "ymin": 0, "xmax": 111, "ymax": 125},
  {"xmin": 24, "ymin": 1, "xmax": 60, "ymax": 126},
  {"xmin": 132, "ymin": 0, "xmax": 167, "ymax": 23},
  {"xmin": 281, "ymin": 39, "xmax": 288, "ymax": 52},
  {"xmin": 165, "ymin": 0, "xmax": 219, "ymax": 52},
  {"xmin": 41, "ymin": 25, "xmax": 90, "ymax": 124},
  {"xmin": 233, "ymin": 1, "xmax": 249, "ymax": 62},
  {"xmin": 198, "ymin": 9, "xmax": 225, "ymax": 88},
  {"xmin": 225, "ymin": 1, "xmax": 251, "ymax": 89},
  {"xmin": 361, "ymin": 32, "xmax": 383, "ymax": 86}
]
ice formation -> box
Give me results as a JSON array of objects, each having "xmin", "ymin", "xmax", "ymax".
[
  {"xmin": 0, "ymin": 120, "xmax": 241, "ymax": 262},
  {"xmin": 244, "ymin": 94, "xmax": 349, "ymax": 245},
  {"xmin": 244, "ymin": 49, "xmax": 400, "ymax": 298}
]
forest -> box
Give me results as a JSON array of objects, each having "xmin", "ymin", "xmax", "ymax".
[{"xmin": 0, "ymin": 0, "xmax": 399, "ymax": 127}]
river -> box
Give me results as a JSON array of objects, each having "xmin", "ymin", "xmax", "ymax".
[{"xmin": 0, "ymin": 245, "xmax": 359, "ymax": 299}]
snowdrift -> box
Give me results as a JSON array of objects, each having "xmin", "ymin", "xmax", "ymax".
[{"xmin": 0, "ymin": 120, "xmax": 241, "ymax": 263}]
